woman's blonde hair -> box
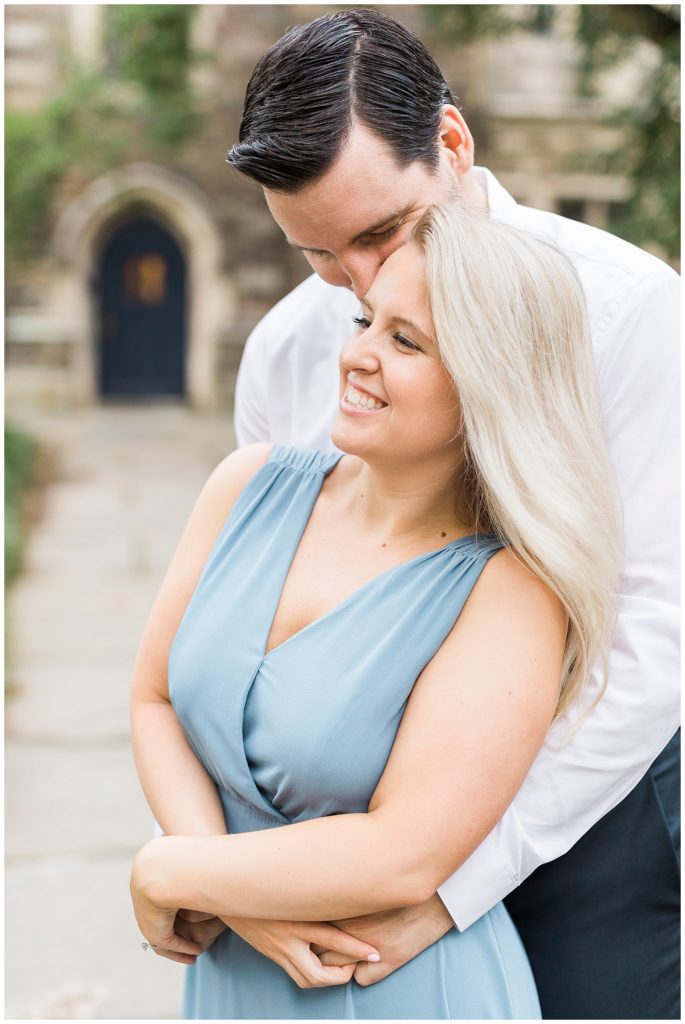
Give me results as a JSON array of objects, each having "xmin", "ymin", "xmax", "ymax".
[{"xmin": 412, "ymin": 200, "xmax": 622, "ymax": 721}]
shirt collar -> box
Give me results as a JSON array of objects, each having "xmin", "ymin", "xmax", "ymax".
[{"xmin": 472, "ymin": 166, "xmax": 522, "ymax": 226}]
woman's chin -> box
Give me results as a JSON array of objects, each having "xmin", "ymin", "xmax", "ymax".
[
  {"xmin": 329, "ymin": 428, "xmax": 355, "ymax": 457},
  {"xmin": 330, "ymin": 417, "xmax": 374, "ymax": 458}
]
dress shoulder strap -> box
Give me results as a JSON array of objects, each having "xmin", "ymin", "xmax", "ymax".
[
  {"xmin": 467, "ymin": 534, "xmax": 506, "ymax": 562},
  {"xmin": 268, "ymin": 443, "xmax": 343, "ymax": 477}
]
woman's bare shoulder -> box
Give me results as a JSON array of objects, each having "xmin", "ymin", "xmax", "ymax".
[
  {"xmin": 419, "ymin": 546, "xmax": 568, "ymax": 721},
  {"xmin": 201, "ymin": 442, "xmax": 274, "ymax": 512},
  {"xmin": 454, "ymin": 546, "xmax": 567, "ymax": 652},
  {"xmin": 173, "ymin": 443, "xmax": 273, "ymax": 558},
  {"xmin": 473, "ymin": 546, "xmax": 565, "ymax": 621}
]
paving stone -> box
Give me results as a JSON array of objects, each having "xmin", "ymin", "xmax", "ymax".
[
  {"xmin": 5, "ymin": 404, "xmax": 235, "ymax": 1018},
  {"xmin": 5, "ymin": 740, "xmax": 155, "ymax": 861},
  {"xmin": 6, "ymin": 663, "xmax": 134, "ymax": 741},
  {"xmin": 5, "ymin": 854, "xmax": 184, "ymax": 1019}
]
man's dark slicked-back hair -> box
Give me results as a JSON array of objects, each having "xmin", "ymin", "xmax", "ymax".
[{"xmin": 227, "ymin": 8, "xmax": 455, "ymax": 192}]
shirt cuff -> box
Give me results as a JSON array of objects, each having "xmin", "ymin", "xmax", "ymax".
[{"xmin": 437, "ymin": 831, "xmax": 519, "ymax": 931}]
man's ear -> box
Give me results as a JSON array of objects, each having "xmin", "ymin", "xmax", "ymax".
[{"xmin": 437, "ymin": 106, "xmax": 474, "ymax": 175}]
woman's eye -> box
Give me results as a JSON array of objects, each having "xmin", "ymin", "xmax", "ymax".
[
  {"xmin": 394, "ymin": 333, "xmax": 421, "ymax": 352},
  {"xmin": 352, "ymin": 316, "xmax": 371, "ymax": 330}
]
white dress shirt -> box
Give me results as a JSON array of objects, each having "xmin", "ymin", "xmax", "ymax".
[{"xmin": 234, "ymin": 168, "xmax": 680, "ymax": 930}]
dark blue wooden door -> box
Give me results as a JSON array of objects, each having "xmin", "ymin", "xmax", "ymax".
[{"xmin": 99, "ymin": 217, "xmax": 186, "ymax": 396}]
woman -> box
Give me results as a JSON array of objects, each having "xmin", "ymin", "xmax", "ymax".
[{"xmin": 130, "ymin": 200, "xmax": 621, "ymax": 1019}]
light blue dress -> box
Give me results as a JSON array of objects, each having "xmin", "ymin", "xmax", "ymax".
[{"xmin": 169, "ymin": 444, "xmax": 541, "ymax": 1020}]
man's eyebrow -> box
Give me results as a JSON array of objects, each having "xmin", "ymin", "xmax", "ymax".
[
  {"xmin": 286, "ymin": 239, "xmax": 322, "ymax": 253},
  {"xmin": 286, "ymin": 205, "xmax": 416, "ymax": 253},
  {"xmin": 350, "ymin": 205, "xmax": 415, "ymax": 244}
]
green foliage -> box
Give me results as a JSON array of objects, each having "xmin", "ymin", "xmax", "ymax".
[
  {"xmin": 425, "ymin": 4, "xmax": 554, "ymax": 40},
  {"xmin": 5, "ymin": 74, "xmax": 129, "ymax": 262},
  {"xmin": 104, "ymin": 5, "xmax": 198, "ymax": 147},
  {"xmin": 576, "ymin": 6, "xmax": 680, "ymax": 257},
  {"xmin": 5, "ymin": 5, "xmax": 199, "ymax": 264},
  {"xmin": 423, "ymin": 4, "xmax": 680, "ymax": 259},
  {"xmin": 106, "ymin": 5, "xmax": 194, "ymax": 93},
  {"xmin": 5, "ymin": 427, "xmax": 37, "ymax": 587}
]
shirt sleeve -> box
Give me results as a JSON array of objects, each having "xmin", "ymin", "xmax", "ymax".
[
  {"xmin": 439, "ymin": 269, "xmax": 681, "ymax": 931},
  {"xmin": 234, "ymin": 316, "xmax": 271, "ymax": 447}
]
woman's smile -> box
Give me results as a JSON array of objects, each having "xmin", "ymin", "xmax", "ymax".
[
  {"xmin": 341, "ymin": 379, "xmax": 388, "ymax": 414},
  {"xmin": 332, "ymin": 243, "xmax": 463, "ymax": 465}
]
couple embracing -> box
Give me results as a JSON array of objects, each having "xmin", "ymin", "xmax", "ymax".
[{"xmin": 130, "ymin": 10, "xmax": 680, "ymax": 1020}]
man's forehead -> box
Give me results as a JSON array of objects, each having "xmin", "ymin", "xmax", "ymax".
[{"xmin": 264, "ymin": 121, "xmax": 445, "ymax": 247}]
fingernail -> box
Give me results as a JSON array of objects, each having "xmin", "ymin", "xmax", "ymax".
[{"xmin": 367, "ymin": 953, "xmax": 381, "ymax": 962}]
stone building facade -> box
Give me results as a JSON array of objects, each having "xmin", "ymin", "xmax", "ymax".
[{"xmin": 5, "ymin": 4, "xmax": 657, "ymax": 412}]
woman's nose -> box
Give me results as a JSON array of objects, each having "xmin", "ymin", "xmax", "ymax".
[{"xmin": 340, "ymin": 330, "xmax": 381, "ymax": 373}]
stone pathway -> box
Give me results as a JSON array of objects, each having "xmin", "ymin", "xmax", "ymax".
[{"xmin": 5, "ymin": 404, "xmax": 235, "ymax": 1019}]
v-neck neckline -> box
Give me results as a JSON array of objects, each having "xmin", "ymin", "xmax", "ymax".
[{"xmin": 262, "ymin": 453, "xmax": 484, "ymax": 660}]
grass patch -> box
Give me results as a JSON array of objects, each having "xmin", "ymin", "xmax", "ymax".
[{"xmin": 5, "ymin": 425, "xmax": 38, "ymax": 587}]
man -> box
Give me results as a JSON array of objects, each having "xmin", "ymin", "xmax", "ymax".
[{"xmin": 226, "ymin": 10, "xmax": 679, "ymax": 1018}]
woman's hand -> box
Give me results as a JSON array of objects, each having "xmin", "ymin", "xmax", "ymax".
[
  {"xmin": 222, "ymin": 916, "xmax": 381, "ymax": 989},
  {"xmin": 174, "ymin": 909, "xmax": 228, "ymax": 954},
  {"xmin": 131, "ymin": 845, "xmax": 204, "ymax": 965}
]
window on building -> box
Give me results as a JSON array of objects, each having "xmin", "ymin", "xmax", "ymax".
[
  {"xmin": 608, "ymin": 201, "xmax": 630, "ymax": 232},
  {"xmin": 557, "ymin": 199, "xmax": 586, "ymax": 223}
]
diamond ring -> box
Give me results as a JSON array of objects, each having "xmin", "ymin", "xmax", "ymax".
[{"xmin": 141, "ymin": 940, "xmax": 159, "ymax": 952}]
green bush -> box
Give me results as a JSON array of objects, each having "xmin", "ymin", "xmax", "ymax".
[
  {"xmin": 5, "ymin": 427, "xmax": 38, "ymax": 586},
  {"xmin": 105, "ymin": 3, "xmax": 198, "ymax": 146},
  {"xmin": 5, "ymin": 73, "xmax": 130, "ymax": 262}
]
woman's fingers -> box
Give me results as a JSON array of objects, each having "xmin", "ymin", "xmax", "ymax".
[
  {"xmin": 300, "ymin": 945, "xmax": 357, "ymax": 986},
  {"xmin": 175, "ymin": 915, "xmax": 227, "ymax": 951},
  {"xmin": 165, "ymin": 933, "xmax": 203, "ymax": 957},
  {"xmin": 317, "ymin": 949, "xmax": 361, "ymax": 967},
  {"xmin": 177, "ymin": 908, "xmax": 216, "ymax": 924},
  {"xmin": 216, "ymin": 917, "xmax": 379, "ymax": 989},
  {"xmin": 307, "ymin": 923, "xmax": 380, "ymax": 965},
  {"xmin": 153, "ymin": 948, "xmax": 198, "ymax": 966},
  {"xmin": 146, "ymin": 926, "xmax": 204, "ymax": 959}
]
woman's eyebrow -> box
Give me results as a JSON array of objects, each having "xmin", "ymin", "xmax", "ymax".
[{"xmin": 359, "ymin": 297, "xmax": 433, "ymax": 346}]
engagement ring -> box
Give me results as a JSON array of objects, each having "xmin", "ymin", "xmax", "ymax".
[{"xmin": 141, "ymin": 940, "xmax": 159, "ymax": 952}]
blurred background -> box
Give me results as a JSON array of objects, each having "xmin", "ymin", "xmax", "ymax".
[
  {"xmin": 5, "ymin": 2, "xmax": 681, "ymax": 411},
  {"xmin": 4, "ymin": 4, "xmax": 680, "ymax": 1019}
]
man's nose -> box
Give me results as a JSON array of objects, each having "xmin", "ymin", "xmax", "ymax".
[{"xmin": 339, "ymin": 253, "xmax": 382, "ymax": 299}]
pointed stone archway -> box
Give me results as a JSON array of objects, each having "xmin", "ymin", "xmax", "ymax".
[{"xmin": 51, "ymin": 163, "xmax": 235, "ymax": 409}]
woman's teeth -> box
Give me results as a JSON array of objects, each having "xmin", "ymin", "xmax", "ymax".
[{"xmin": 344, "ymin": 384, "xmax": 386, "ymax": 410}]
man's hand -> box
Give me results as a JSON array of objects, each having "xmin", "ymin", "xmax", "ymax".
[
  {"xmin": 221, "ymin": 916, "xmax": 380, "ymax": 989},
  {"xmin": 319, "ymin": 894, "xmax": 453, "ymax": 986}
]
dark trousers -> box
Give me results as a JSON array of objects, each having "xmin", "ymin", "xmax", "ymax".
[{"xmin": 505, "ymin": 730, "xmax": 680, "ymax": 1019}]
